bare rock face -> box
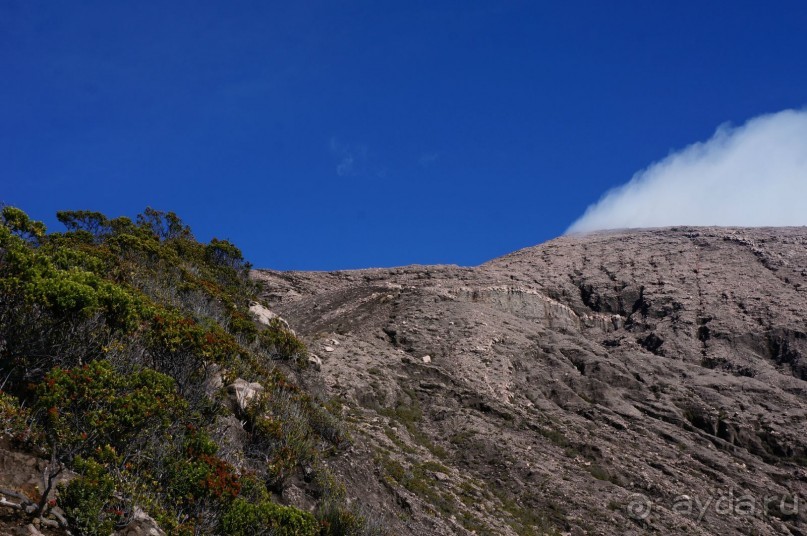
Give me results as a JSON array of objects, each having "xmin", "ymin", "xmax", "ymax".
[
  {"xmin": 249, "ymin": 301, "xmax": 280, "ymax": 325},
  {"xmin": 249, "ymin": 301, "xmax": 292, "ymax": 330},
  {"xmin": 0, "ymin": 446, "xmax": 76, "ymax": 535},
  {"xmin": 113, "ymin": 508, "xmax": 165, "ymax": 536},
  {"xmin": 253, "ymin": 227, "xmax": 807, "ymax": 535},
  {"xmin": 226, "ymin": 378, "xmax": 264, "ymax": 415}
]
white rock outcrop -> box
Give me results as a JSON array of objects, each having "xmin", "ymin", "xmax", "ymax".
[
  {"xmin": 113, "ymin": 508, "xmax": 166, "ymax": 536},
  {"xmin": 226, "ymin": 379, "xmax": 265, "ymax": 414},
  {"xmin": 308, "ymin": 354, "xmax": 323, "ymax": 370},
  {"xmin": 249, "ymin": 302, "xmax": 292, "ymax": 330}
]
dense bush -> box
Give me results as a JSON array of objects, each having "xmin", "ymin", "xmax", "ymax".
[
  {"xmin": 163, "ymin": 429, "xmax": 241, "ymax": 504},
  {"xmin": 258, "ymin": 318, "xmax": 308, "ymax": 361},
  {"xmin": 60, "ymin": 457, "xmax": 121, "ymax": 536},
  {"xmin": 220, "ymin": 498, "xmax": 319, "ymax": 536},
  {"xmin": 0, "ymin": 206, "xmax": 372, "ymax": 535},
  {"xmin": 0, "ymin": 391, "xmax": 39, "ymax": 445},
  {"xmin": 36, "ymin": 360, "xmax": 187, "ymax": 458}
]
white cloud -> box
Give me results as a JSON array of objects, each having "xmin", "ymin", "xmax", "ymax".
[
  {"xmin": 329, "ymin": 138, "xmax": 368, "ymax": 177},
  {"xmin": 566, "ymin": 109, "xmax": 807, "ymax": 233},
  {"xmin": 336, "ymin": 155, "xmax": 354, "ymax": 177}
]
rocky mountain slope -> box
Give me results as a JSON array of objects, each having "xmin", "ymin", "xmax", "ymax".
[{"xmin": 254, "ymin": 227, "xmax": 807, "ymax": 536}]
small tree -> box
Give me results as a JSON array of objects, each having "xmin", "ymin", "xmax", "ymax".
[
  {"xmin": 205, "ymin": 238, "xmax": 249, "ymax": 272},
  {"xmin": 136, "ymin": 208, "xmax": 193, "ymax": 241},
  {"xmin": 1, "ymin": 206, "xmax": 46, "ymax": 243},
  {"xmin": 56, "ymin": 210, "xmax": 110, "ymax": 241}
]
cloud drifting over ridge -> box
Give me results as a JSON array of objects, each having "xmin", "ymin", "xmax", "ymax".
[{"xmin": 567, "ymin": 109, "xmax": 807, "ymax": 233}]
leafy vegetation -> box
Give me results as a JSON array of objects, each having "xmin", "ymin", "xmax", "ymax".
[
  {"xmin": 220, "ymin": 498, "xmax": 318, "ymax": 536},
  {"xmin": 0, "ymin": 206, "xmax": 369, "ymax": 535}
]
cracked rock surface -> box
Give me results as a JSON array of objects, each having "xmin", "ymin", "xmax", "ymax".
[{"xmin": 254, "ymin": 227, "xmax": 807, "ymax": 535}]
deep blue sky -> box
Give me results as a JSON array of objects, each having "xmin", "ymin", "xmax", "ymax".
[{"xmin": 2, "ymin": 1, "xmax": 806, "ymax": 269}]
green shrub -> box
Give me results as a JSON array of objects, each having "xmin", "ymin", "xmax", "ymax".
[
  {"xmin": 36, "ymin": 360, "xmax": 187, "ymax": 456},
  {"xmin": 164, "ymin": 429, "xmax": 241, "ymax": 505},
  {"xmin": 317, "ymin": 502, "xmax": 371, "ymax": 536},
  {"xmin": 205, "ymin": 238, "xmax": 248, "ymax": 272},
  {"xmin": 228, "ymin": 310, "xmax": 258, "ymax": 338},
  {"xmin": 150, "ymin": 312, "xmax": 241, "ymax": 364},
  {"xmin": 0, "ymin": 391, "xmax": 39, "ymax": 444},
  {"xmin": 220, "ymin": 498, "xmax": 318, "ymax": 536},
  {"xmin": 59, "ymin": 457, "xmax": 119, "ymax": 536},
  {"xmin": 25, "ymin": 269, "xmax": 139, "ymax": 326},
  {"xmin": 258, "ymin": 319, "xmax": 307, "ymax": 360},
  {"xmin": 243, "ymin": 388, "xmax": 328, "ymax": 489}
]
